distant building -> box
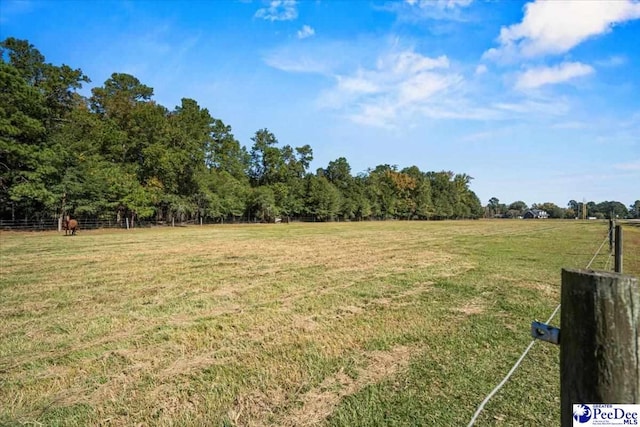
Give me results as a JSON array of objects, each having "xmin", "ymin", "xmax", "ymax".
[{"xmin": 524, "ymin": 209, "xmax": 549, "ymax": 219}]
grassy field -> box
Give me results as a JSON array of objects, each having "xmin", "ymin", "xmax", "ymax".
[{"xmin": 1, "ymin": 220, "xmax": 638, "ymax": 426}]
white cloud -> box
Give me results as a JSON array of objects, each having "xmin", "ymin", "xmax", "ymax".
[
  {"xmin": 492, "ymin": 98, "xmax": 570, "ymax": 116},
  {"xmin": 265, "ymin": 37, "xmax": 591, "ymax": 127},
  {"xmin": 318, "ymin": 49, "xmax": 463, "ymax": 127},
  {"xmin": 398, "ymin": 72, "xmax": 456, "ymax": 105},
  {"xmin": 485, "ymin": 0, "xmax": 640, "ymax": 60},
  {"xmin": 263, "ymin": 39, "xmax": 366, "ymax": 75},
  {"xmin": 255, "ymin": 0, "xmax": 298, "ymax": 21},
  {"xmin": 337, "ymin": 73, "xmax": 380, "ymax": 94},
  {"xmin": 348, "ymin": 103, "xmax": 399, "ymax": 128},
  {"xmin": 383, "ymin": 51, "xmax": 449, "ymax": 74},
  {"xmin": 264, "ymin": 54, "xmax": 328, "ymax": 73},
  {"xmin": 515, "ymin": 62, "xmax": 594, "ymax": 90},
  {"xmin": 297, "ymin": 25, "xmax": 315, "ymax": 39},
  {"xmin": 312, "ymin": 46, "xmax": 578, "ymax": 126}
]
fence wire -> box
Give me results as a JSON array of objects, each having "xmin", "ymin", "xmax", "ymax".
[{"xmin": 466, "ymin": 232, "xmax": 611, "ymax": 427}]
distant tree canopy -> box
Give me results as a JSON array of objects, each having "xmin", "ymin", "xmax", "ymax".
[
  {"xmin": 485, "ymin": 198, "xmax": 636, "ymax": 219},
  {"xmin": 1, "ymin": 38, "xmax": 485, "ymax": 223}
]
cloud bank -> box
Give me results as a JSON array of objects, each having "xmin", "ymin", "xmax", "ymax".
[
  {"xmin": 255, "ymin": 0, "xmax": 298, "ymax": 21},
  {"xmin": 485, "ymin": 0, "xmax": 640, "ymax": 60},
  {"xmin": 515, "ymin": 62, "xmax": 594, "ymax": 90}
]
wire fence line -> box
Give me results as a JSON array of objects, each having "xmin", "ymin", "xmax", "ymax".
[
  {"xmin": 466, "ymin": 232, "xmax": 611, "ymax": 427},
  {"xmin": 0, "ymin": 216, "xmax": 339, "ymax": 231}
]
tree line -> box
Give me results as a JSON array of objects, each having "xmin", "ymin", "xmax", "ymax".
[
  {"xmin": 485, "ymin": 198, "xmax": 640, "ymax": 220},
  {"xmin": 1, "ymin": 38, "xmax": 485, "ymax": 224}
]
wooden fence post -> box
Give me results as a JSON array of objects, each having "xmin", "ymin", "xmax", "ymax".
[
  {"xmin": 609, "ymin": 219, "xmax": 614, "ymax": 253},
  {"xmin": 615, "ymin": 225, "xmax": 623, "ymax": 273},
  {"xmin": 560, "ymin": 268, "xmax": 639, "ymax": 426}
]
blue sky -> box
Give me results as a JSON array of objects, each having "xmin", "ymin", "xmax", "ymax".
[{"xmin": 1, "ymin": 0, "xmax": 639, "ymax": 207}]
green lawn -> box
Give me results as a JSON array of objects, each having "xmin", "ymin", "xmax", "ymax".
[{"xmin": 1, "ymin": 220, "xmax": 637, "ymax": 426}]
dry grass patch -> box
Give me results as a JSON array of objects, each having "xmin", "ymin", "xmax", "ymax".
[
  {"xmin": 454, "ymin": 299, "xmax": 485, "ymax": 316},
  {"xmin": 229, "ymin": 345, "xmax": 417, "ymax": 427}
]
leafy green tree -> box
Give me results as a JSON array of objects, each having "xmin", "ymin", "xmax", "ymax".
[
  {"xmin": 277, "ymin": 143, "xmax": 312, "ymax": 216},
  {"xmin": 536, "ymin": 202, "xmax": 565, "ymax": 219},
  {"xmin": 325, "ymin": 157, "xmax": 352, "ymax": 189},
  {"xmin": 196, "ymin": 169, "xmax": 248, "ymax": 221},
  {"xmin": 392, "ymin": 169, "xmax": 420, "ymax": 219},
  {"xmin": 466, "ymin": 190, "xmax": 484, "ymax": 219},
  {"xmin": 249, "ymin": 185, "xmax": 278, "ymax": 222},
  {"xmin": 486, "ymin": 197, "xmax": 506, "ymax": 217},
  {"xmin": 207, "ymin": 118, "xmax": 249, "ymax": 180},
  {"xmin": 324, "ymin": 157, "xmax": 360, "ymax": 220},
  {"xmin": 280, "ymin": 144, "xmax": 312, "ymax": 182},
  {"xmin": 249, "ymin": 128, "xmax": 283, "ymax": 186},
  {"xmin": 271, "ymin": 181, "xmax": 304, "ymax": 219},
  {"xmin": 428, "ymin": 171, "xmax": 455, "ymax": 219},
  {"xmin": 0, "ymin": 62, "xmax": 49, "ymax": 217},
  {"xmin": 350, "ymin": 175, "xmax": 372, "ymax": 221},
  {"xmin": 90, "ymin": 73, "xmax": 153, "ymax": 116},
  {"xmin": 630, "ymin": 200, "xmax": 640, "ymax": 219},
  {"xmin": 305, "ymin": 174, "xmax": 341, "ymax": 221},
  {"xmin": 90, "ymin": 73, "xmax": 154, "ymax": 165},
  {"xmin": 451, "ymin": 173, "xmax": 475, "ymax": 219},
  {"xmin": 1, "ymin": 37, "xmax": 89, "ymax": 126},
  {"xmin": 367, "ymin": 165, "xmax": 401, "ymax": 219},
  {"xmin": 509, "ymin": 201, "xmax": 528, "ymax": 213},
  {"xmin": 564, "ymin": 208, "xmax": 576, "ymax": 219},
  {"xmin": 400, "ymin": 166, "xmax": 432, "ymax": 219},
  {"xmin": 164, "ymin": 98, "xmax": 213, "ymax": 196},
  {"xmin": 161, "ymin": 194, "xmax": 195, "ymax": 224},
  {"xmin": 504, "ymin": 201, "xmax": 527, "ymax": 219},
  {"xmin": 594, "ymin": 201, "xmax": 629, "ymax": 219},
  {"xmin": 1, "ymin": 38, "xmax": 89, "ymax": 220}
]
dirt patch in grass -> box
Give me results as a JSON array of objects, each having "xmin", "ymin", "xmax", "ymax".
[
  {"xmin": 281, "ymin": 345, "xmax": 416, "ymax": 427},
  {"xmin": 229, "ymin": 345, "xmax": 417, "ymax": 427},
  {"xmin": 454, "ymin": 299, "xmax": 485, "ymax": 316}
]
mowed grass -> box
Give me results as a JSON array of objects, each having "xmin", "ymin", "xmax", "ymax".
[{"xmin": 1, "ymin": 220, "xmax": 637, "ymax": 426}]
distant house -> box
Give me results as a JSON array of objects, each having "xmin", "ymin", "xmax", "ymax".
[{"xmin": 524, "ymin": 209, "xmax": 549, "ymax": 219}]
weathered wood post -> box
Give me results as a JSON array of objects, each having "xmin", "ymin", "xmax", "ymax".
[
  {"xmin": 560, "ymin": 268, "xmax": 639, "ymax": 427},
  {"xmin": 609, "ymin": 219, "xmax": 614, "ymax": 253},
  {"xmin": 615, "ymin": 225, "xmax": 623, "ymax": 273}
]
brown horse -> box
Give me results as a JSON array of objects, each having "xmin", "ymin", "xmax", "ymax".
[{"xmin": 63, "ymin": 216, "xmax": 78, "ymax": 235}]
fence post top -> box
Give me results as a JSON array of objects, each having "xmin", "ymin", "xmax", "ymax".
[{"xmin": 561, "ymin": 268, "xmax": 638, "ymax": 281}]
